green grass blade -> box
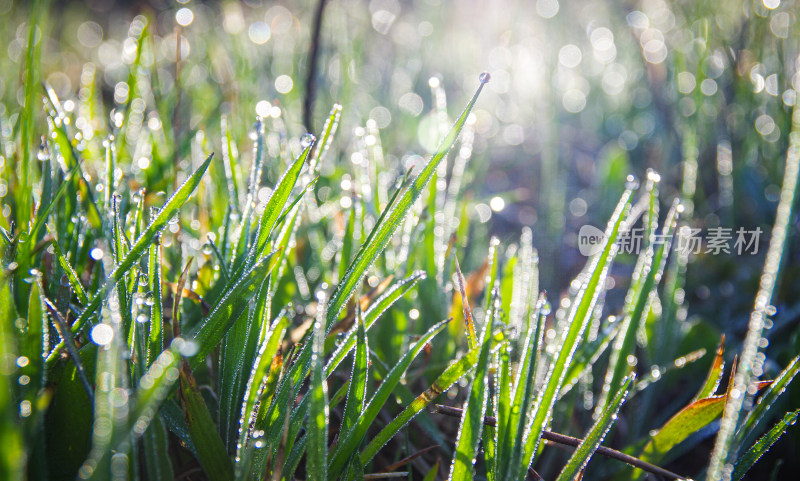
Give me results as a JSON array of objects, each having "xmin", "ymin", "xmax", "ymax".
[
  {"xmin": 694, "ymin": 336, "xmax": 726, "ymax": 401},
  {"xmin": 0, "ymin": 278, "xmax": 23, "ymax": 480},
  {"xmin": 326, "ymin": 76, "xmax": 488, "ymax": 331},
  {"xmin": 330, "ymin": 319, "xmax": 451, "ymax": 478},
  {"xmin": 504, "ymin": 300, "xmax": 545, "ymax": 481},
  {"xmin": 448, "ymin": 294, "xmax": 497, "ymax": 481},
  {"xmin": 45, "ymin": 153, "xmax": 214, "ymax": 366},
  {"xmin": 518, "ymin": 186, "xmax": 632, "ymax": 478},
  {"xmin": 235, "ymin": 315, "xmax": 289, "ymax": 479},
  {"xmin": 708, "ymin": 104, "xmax": 800, "ymax": 480},
  {"xmin": 342, "ymin": 308, "xmax": 369, "ymax": 434},
  {"xmin": 325, "ymin": 271, "xmax": 426, "ymax": 376},
  {"xmin": 554, "ymin": 376, "xmax": 633, "ymax": 481},
  {"xmin": 732, "ymin": 409, "xmax": 800, "ymax": 481},
  {"xmin": 736, "ymin": 356, "xmax": 800, "ymax": 446},
  {"xmin": 598, "ymin": 198, "xmax": 679, "ymax": 414},
  {"xmin": 252, "ymin": 144, "xmax": 313, "ymax": 260},
  {"xmin": 307, "ymin": 291, "xmax": 329, "ymax": 481},
  {"xmin": 179, "ymin": 364, "xmax": 234, "ymax": 481},
  {"xmin": 147, "ymin": 235, "xmax": 163, "ymax": 365},
  {"xmin": 142, "ymin": 416, "xmax": 173, "ymax": 481},
  {"xmin": 187, "ymin": 252, "xmax": 274, "ymax": 369},
  {"xmin": 47, "ymin": 227, "xmax": 89, "ymax": 305},
  {"xmin": 359, "ymin": 340, "xmax": 488, "ymax": 465},
  {"xmin": 639, "ymin": 395, "xmax": 727, "ymax": 465},
  {"xmin": 310, "ymin": 103, "xmax": 343, "ymax": 171}
]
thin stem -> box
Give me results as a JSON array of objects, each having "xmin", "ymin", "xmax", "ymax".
[
  {"xmin": 433, "ymin": 404, "xmax": 686, "ymax": 480},
  {"xmin": 303, "ymin": 0, "xmax": 329, "ymax": 132}
]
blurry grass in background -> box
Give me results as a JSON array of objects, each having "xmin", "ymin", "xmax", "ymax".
[{"xmin": 0, "ymin": 0, "xmax": 799, "ymax": 479}]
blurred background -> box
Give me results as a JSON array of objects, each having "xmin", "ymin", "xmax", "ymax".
[{"xmin": 1, "ymin": 0, "xmax": 799, "ymax": 475}]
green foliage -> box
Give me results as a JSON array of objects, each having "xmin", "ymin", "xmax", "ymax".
[{"xmin": 0, "ymin": 2, "xmax": 798, "ymax": 480}]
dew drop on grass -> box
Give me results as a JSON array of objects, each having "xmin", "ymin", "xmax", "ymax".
[
  {"xmin": 625, "ymin": 174, "xmax": 640, "ymax": 190},
  {"xmin": 201, "ymin": 242, "xmax": 213, "ymax": 255},
  {"xmin": 300, "ymin": 133, "xmax": 316, "ymax": 149},
  {"xmin": 479, "ymin": 71, "xmax": 491, "ymax": 84},
  {"xmin": 136, "ymin": 313, "xmax": 149, "ymax": 323},
  {"xmin": 765, "ymin": 304, "xmax": 777, "ymax": 316},
  {"xmin": 249, "ymin": 119, "xmax": 262, "ymax": 140}
]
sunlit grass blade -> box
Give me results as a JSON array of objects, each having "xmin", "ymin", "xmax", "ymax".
[
  {"xmin": 235, "ymin": 314, "xmax": 289, "ymax": 479},
  {"xmin": 325, "ymin": 271, "xmax": 426, "ymax": 376},
  {"xmin": 326, "ymin": 75, "xmax": 489, "ymax": 330},
  {"xmin": 695, "ymin": 335, "xmax": 726, "ymax": 400},
  {"xmin": 342, "ymin": 307, "xmax": 369, "ymax": 434},
  {"xmin": 309, "ymin": 102, "xmax": 343, "ymax": 171},
  {"xmin": 329, "ymin": 318, "xmax": 451, "ymax": 478},
  {"xmin": 517, "ymin": 186, "xmax": 633, "ymax": 478},
  {"xmin": 359, "ymin": 338, "xmax": 490, "ymax": 465},
  {"xmin": 598, "ymin": 195, "xmax": 679, "ymax": 415},
  {"xmin": 251, "ymin": 143, "xmax": 313, "ymax": 261},
  {"xmin": 45, "ymin": 153, "xmax": 214, "ymax": 366},
  {"xmin": 735, "ymin": 355, "xmax": 800, "ymax": 446},
  {"xmin": 708, "ymin": 104, "xmax": 800, "ymax": 480},
  {"xmin": 448, "ymin": 292, "xmax": 497, "ymax": 481},
  {"xmin": 504, "ymin": 298, "xmax": 545, "ymax": 481},
  {"xmin": 147, "ymin": 235, "xmax": 164, "ymax": 365},
  {"xmin": 732, "ymin": 409, "xmax": 800, "ymax": 481},
  {"xmin": 307, "ymin": 290, "xmax": 329, "ymax": 481},
  {"xmin": 186, "ymin": 252, "xmax": 274, "ymax": 369},
  {"xmin": 554, "ymin": 376, "xmax": 633, "ymax": 481}
]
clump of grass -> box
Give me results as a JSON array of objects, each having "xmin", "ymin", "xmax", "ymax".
[{"xmin": 0, "ymin": 3, "xmax": 799, "ymax": 481}]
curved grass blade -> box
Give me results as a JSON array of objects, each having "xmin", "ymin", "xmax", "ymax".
[
  {"xmin": 448, "ymin": 293, "xmax": 497, "ymax": 481},
  {"xmin": 554, "ymin": 376, "xmax": 633, "ymax": 481},
  {"xmin": 326, "ymin": 76, "xmax": 489, "ymax": 331},
  {"xmin": 329, "ymin": 319, "xmax": 451, "ymax": 478},
  {"xmin": 732, "ymin": 409, "xmax": 800, "ymax": 481},
  {"xmin": 518, "ymin": 187, "xmax": 633, "ymax": 478},
  {"xmin": 45, "ymin": 154, "xmax": 214, "ymax": 366}
]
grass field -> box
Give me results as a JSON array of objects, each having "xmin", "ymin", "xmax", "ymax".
[{"xmin": 1, "ymin": 0, "xmax": 799, "ymax": 480}]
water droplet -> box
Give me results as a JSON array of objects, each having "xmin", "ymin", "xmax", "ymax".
[
  {"xmin": 136, "ymin": 313, "xmax": 149, "ymax": 323},
  {"xmin": 765, "ymin": 305, "xmax": 777, "ymax": 316},
  {"xmin": 91, "ymin": 324, "xmax": 114, "ymax": 346},
  {"xmin": 300, "ymin": 133, "xmax": 316, "ymax": 149},
  {"xmin": 248, "ymin": 119, "xmax": 262, "ymax": 140},
  {"xmin": 202, "ymin": 243, "xmax": 213, "ymax": 255},
  {"xmin": 168, "ymin": 214, "xmax": 180, "ymax": 225},
  {"xmin": 625, "ymin": 174, "xmax": 640, "ymax": 190},
  {"xmin": 479, "ymin": 71, "xmax": 491, "ymax": 84}
]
